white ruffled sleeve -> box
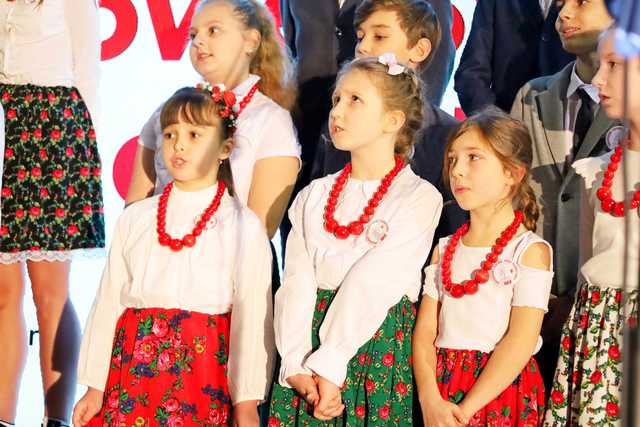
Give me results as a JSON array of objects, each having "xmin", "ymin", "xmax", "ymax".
[
  {"xmin": 227, "ymin": 208, "xmax": 275, "ymax": 403},
  {"xmin": 77, "ymin": 212, "xmax": 130, "ymax": 391},
  {"xmin": 273, "ymin": 186, "xmax": 317, "ymax": 387}
]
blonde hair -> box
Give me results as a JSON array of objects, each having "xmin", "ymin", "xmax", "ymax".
[
  {"xmin": 160, "ymin": 87, "xmax": 236, "ymax": 196},
  {"xmin": 443, "ymin": 108, "xmax": 540, "ymax": 231},
  {"xmin": 336, "ymin": 57, "xmax": 425, "ymax": 160},
  {"xmin": 196, "ymin": 0, "xmax": 296, "ymax": 110}
]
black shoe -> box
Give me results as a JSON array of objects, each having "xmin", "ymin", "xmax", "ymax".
[{"xmin": 42, "ymin": 418, "xmax": 70, "ymax": 427}]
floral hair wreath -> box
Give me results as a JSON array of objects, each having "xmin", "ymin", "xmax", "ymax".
[{"xmin": 196, "ymin": 81, "xmax": 239, "ymax": 133}]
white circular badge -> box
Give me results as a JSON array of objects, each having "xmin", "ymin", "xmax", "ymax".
[
  {"xmin": 491, "ymin": 259, "xmax": 520, "ymax": 286},
  {"xmin": 366, "ymin": 220, "xmax": 389, "ymax": 244}
]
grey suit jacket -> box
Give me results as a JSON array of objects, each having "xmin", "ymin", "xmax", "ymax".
[{"xmin": 511, "ymin": 63, "xmax": 617, "ymax": 296}]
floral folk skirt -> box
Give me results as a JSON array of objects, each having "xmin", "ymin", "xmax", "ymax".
[
  {"xmin": 0, "ymin": 83, "xmax": 105, "ymax": 262},
  {"xmin": 85, "ymin": 307, "xmax": 232, "ymax": 427},
  {"xmin": 543, "ymin": 283, "xmax": 638, "ymax": 427},
  {"xmin": 268, "ymin": 289, "xmax": 416, "ymax": 426},
  {"xmin": 437, "ymin": 348, "xmax": 545, "ymax": 426}
]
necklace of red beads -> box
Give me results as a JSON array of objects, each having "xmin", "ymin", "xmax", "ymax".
[
  {"xmin": 323, "ymin": 156, "xmax": 404, "ymax": 240},
  {"xmin": 157, "ymin": 181, "xmax": 226, "ymax": 251},
  {"xmin": 441, "ymin": 210, "xmax": 524, "ymax": 298},
  {"xmin": 596, "ymin": 141, "xmax": 640, "ymax": 217}
]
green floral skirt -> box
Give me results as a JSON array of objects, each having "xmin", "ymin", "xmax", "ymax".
[{"xmin": 268, "ymin": 289, "xmax": 415, "ymax": 426}]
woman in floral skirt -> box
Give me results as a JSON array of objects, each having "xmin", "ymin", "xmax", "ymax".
[
  {"xmin": 72, "ymin": 86, "xmax": 274, "ymax": 427},
  {"xmin": 543, "ymin": 28, "xmax": 640, "ymax": 427},
  {"xmin": 0, "ymin": 1, "xmax": 104, "ymax": 426}
]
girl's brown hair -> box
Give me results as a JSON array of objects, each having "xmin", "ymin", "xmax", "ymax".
[
  {"xmin": 197, "ymin": 0, "xmax": 296, "ymax": 111},
  {"xmin": 336, "ymin": 56, "xmax": 425, "ymax": 160},
  {"xmin": 160, "ymin": 87, "xmax": 235, "ymax": 196},
  {"xmin": 443, "ymin": 108, "xmax": 540, "ymax": 231}
]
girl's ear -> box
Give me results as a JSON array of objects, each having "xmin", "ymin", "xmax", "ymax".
[
  {"xmin": 383, "ymin": 109, "xmax": 406, "ymax": 134},
  {"xmin": 505, "ymin": 164, "xmax": 526, "ymax": 186},
  {"xmin": 219, "ymin": 138, "xmax": 233, "ymax": 161},
  {"xmin": 244, "ymin": 28, "xmax": 261, "ymax": 56}
]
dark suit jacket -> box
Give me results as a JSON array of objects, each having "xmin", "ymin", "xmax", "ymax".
[
  {"xmin": 455, "ymin": 0, "xmax": 574, "ymax": 115},
  {"xmin": 511, "ymin": 63, "xmax": 618, "ymax": 296},
  {"xmin": 281, "ymin": 0, "xmax": 456, "ymax": 183},
  {"xmin": 311, "ymin": 103, "xmax": 468, "ymax": 240}
]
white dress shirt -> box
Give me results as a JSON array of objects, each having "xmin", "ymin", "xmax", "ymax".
[
  {"xmin": 77, "ymin": 185, "xmax": 275, "ymax": 404},
  {"xmin": 0, "ymin": 0, "xmax": 100, "ymax": 119},
  {"xmin": 574, "ymin": 148, "xmax": 640, "ymax": 291},
  {"xmin": 275, "ymin": 167, "xmax": 443, "ymax": 387},
  {"xmin": 563, "ymin": 64, "xmax": 600, "ymax": 166},
  {"xmin": 423, "ymin": 232, "xmax": 554, "ymax": 354},
  {"xmin": 139, "ymin": 74, "xmax": 301, "ymax": 204}
]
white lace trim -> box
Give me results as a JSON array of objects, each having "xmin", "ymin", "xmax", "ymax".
[{"xmin": 0, "ymin": 248, "xmax": 106, "ymax": 264}]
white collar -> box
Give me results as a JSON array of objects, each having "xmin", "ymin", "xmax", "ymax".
[{"xmin": 567, "ymin": 64, "xmax": 600, "ymax": 104}]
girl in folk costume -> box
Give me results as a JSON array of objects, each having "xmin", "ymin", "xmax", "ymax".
[
  {"xmin": 0, "ymin": 1, "xmax": 104, "ymax": 426},
  {"xmin": 126, "ymin": 0, "xmax": 300, "ymax": 240},
  {"xmin": 544, "ymin": 29, "xmax": 639, "ymax": 427},
  {"xmin": 414, "ymin": 109, "xmax": 554, "ymax": 427},
  {"xmin": 268, "ymin": 54, "xmax": 443, "ymax": 426},
  {"xmin": 72, "ymin": 86, "xmax": 274, "ymax": 427}
]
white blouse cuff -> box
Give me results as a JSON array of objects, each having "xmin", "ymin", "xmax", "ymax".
[
  {"xmin": 77, "ymin": 375, "xmax": 107, "ymax": 393},
  {"xmin": 304, "ymin": 346, "xmax": 350, "ymax": 388},
  {"xmin": 278, "ymin": 356, "xmax": 313, "ymax": 388},
  {"xmin": 422, "ymin": 264, "xmax": 439, "ymax": 300}
]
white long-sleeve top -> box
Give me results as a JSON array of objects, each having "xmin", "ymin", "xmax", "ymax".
[
  {"xmin": 139, "ymin": 74, "xmax": 301, "ymax": 204},
  {"xmin": 573, "ymin": 148, "xmax": 640, "ymax": 290},
  {"xmin": 0, "ymin": 0, "xmax": 100, "ymax": 119},
  {"xmin": 77, "ymin": 184, "xmax": 275, "ymax": 404},
  {"xmin": 275, "ymin": 166, "xmax": 443, "ymax": 388}
]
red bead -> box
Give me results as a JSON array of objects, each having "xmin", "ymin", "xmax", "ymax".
[
  {"xmin": 334, "ymin": 226, "xmax": 350, "ymax": 239},
  {"xmin": 327, "ymin": 196, "xmax": 338, "ymax": 207},
  {"xmin": 634, "ymin": 191, "xmax": 640, "ymax": 202},
  {"xmin": 494, "ymin": 246, "xmax": 504, "ymax": 255},
  {"xmin": 348, "ymin": 221, "xmax": 364, "ymax": 235},
  {"xmin": 601, "ymin": 198, "xmax": 615, "ymax": 212},
  {"xmin": 182, "ymin": 234, "xmax": 196, "ymax": 247},
  {"xmin": 631, "ymin": 200, "xmax": 639, "ymax": 209},
  {"xmin": 169, "ymin": 239, "xmax": 184, "ymax": 251},
  {"xmin": 602, "ymin": 178, "xmax": 613, "ymax": 188},
  {"xmin": 613, "ymin": 202, "xmax": 625, "ymax": 217},
  {"xmin": 612, "ymin": 153, "xmax": 621, "ymax": 162},
  {"xmin": 158, "ymin": 233, "xmax": 171, "ymax": 246},
  {"xmin": 596, "ymin": 187, "xmax": 612, "ymax": 201},
  {"xmin": 324, "ymin": 219, "xmax": 338, "ymax": 233},
  {"xmin": 359, "ymin": 214, "xmax": 372, "ymax": 223},
  {"xmin": 443, "ymin": 252, "xmax": 453, "ymax": 262},
  {"xmin": 487, "ymin": 253, "xmax": 498, "ymax": 263},
  {"xmin": 604, "ymin": 170, "xmax": 615, "ymax": 180},
  {"xmin": 481, "ymin": 261, "xmax": 494, "ymax": 270},
  {"xmin": 450, "ymin": 285, "xmax": 465, "ymax": 298},
  {"xmin": 373, "ymin": 193, "xmax": 383, "ymax": 202},
  {"xmin": 474, "ymin": 269, "xmax": 490, "ymax": 284},
  {"xmin": 463, "ymin": 280, "xmax": 479, "ymax": 295},
  {"xmin": 325, "ymin": 205, "xmax": 336, "ymax": 215},
  {"xmin": 497, "ymin": 237, "xmax": 508, "ymax": 247},
  {"xmin": 330, "ymin": 189, "xmax": 340, "ymax": 199},
  {"xmin": 369, "ymin": 199, "xmax": 379, "ymax": 208},
  {"xmin": 609, "ymin": 161, "xmax": 619, "ymax": 171},
  {"xmin": 364, "ymin": 206, "xmax": 375, "ymax": 216},
  {"xmin": 337, "ymin": 174, "xmax": 347, "ymax": 185}
]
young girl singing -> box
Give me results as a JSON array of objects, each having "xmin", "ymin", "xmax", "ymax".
[
  {"xmin": 126, "ymin": 0, "xmax": 300, "ymax": 239},
  {"xmin": 414, "ymin": 109, "xmax": 554, "ymax": 427},
  {"xmin": 72, "ymin": 85, "xmax": 274, "ymax": 427},
  {"xmin": 544, "ymin": 28, "xmax": 639, "ymax": 427},
  {"xmin": 268, "ymin": 54, "xmax": 443, "ymax": 426}
]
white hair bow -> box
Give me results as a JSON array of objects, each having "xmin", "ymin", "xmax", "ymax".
[{"xmin": 378, "ymin": 52, "xmax": 405, "ymax": 76}]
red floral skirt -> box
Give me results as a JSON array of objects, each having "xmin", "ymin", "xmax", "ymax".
[
  {"xmin": 436, "ymin": 348, "xmax": 545, "ymax": 427},
  {"xmin": 85, "ymin": 307, "xmax": 232, "ymax": 427}
]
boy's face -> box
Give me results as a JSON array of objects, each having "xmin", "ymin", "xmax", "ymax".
[
  {"xmin": 355, "ymin": 10, "xmax": 426, "ymax": 70},
  {"xmin": 555, "ymin": 0, "xmax": 613, "ymax": 55}
]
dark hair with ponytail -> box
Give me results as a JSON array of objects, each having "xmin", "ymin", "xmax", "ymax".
[
  {"xmin": 443, "ymin": 107, "xmax": 540, "ymax": 231},
  {"xmin": 159, "ymin": 87, "xmax": 236, "ymax": 196}
]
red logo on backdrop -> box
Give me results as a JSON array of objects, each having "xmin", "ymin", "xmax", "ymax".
[
  {"xmin": 451, "ymin": 5, "xmax": 465, "ymax": 49},
  {"xmin": 112, "ymin": 137, "xmax": 141, "ymax": 200}
]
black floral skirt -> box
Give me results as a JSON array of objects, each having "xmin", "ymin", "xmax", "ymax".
[{"xmin": 0, "ymin": 84, "xmax": 105, "ymax": 261}]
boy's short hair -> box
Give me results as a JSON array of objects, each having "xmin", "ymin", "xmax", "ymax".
[{"xmin": 354, "ymin": 0, "xmax": 441, "ymax": 70}]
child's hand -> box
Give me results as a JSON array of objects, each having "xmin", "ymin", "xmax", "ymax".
[
  {"xmin": 313, "ymin": 376, "xmax": 344, "ymax": 421},
  {"xmin": 286, "ymin": 374, "xmax": 320, "ymax": 406},
  {"xmin": 422, "ymin": 397, "xmax": 468, "ymax": 427},
  {"xmin": 233, "ymin": 400, "xmax": 260, "ymax": 427},
  {"xmin": 72, "ymin": 387, "xmax": 104, "ymax": 427}
]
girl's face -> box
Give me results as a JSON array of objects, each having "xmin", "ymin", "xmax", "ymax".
[
  {"xmin": 593, "ymin": 32, "xmax": 640, "ymax": 120},
  {"xmin": 329, "ymin": 69, "xmax": 401, "ymax": 154},
  {"xmin": 161, "ymin": 119, "xmax": 231, "ymax": 190},
  {"xmin": 555, "ymin": 0, "xmax": 613, "ymax": 55},
  {"xmin": 447, "ymin": 128, "xmax": 518, "ymax": 212},
  {"xmin": 189, "ymin": 1, "xmax": 258, "ymax": 85}
]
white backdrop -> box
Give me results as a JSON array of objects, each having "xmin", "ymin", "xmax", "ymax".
[{"xmin": 15, "ymin": 0, "xmax": 477, "ymax": 424}]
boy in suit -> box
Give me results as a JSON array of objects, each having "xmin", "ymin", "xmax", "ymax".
[{"xmin": 511, "ymin": 0, "xmax": 615, "ymax": 391}]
